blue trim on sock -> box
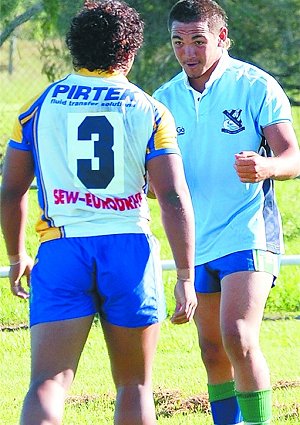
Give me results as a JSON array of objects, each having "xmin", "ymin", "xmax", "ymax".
[{"xmin": 210, "ymin": 396, "xmax": 243, "ymax": 425}]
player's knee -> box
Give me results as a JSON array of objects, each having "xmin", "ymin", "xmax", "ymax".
[
  {"xmin": 30, "ymin": 376, "xmax": 67, "ymax": 402},
  {"xmin": 222, "ymin": 327, "xmax": 259, "ymax": 362},
  {"xmin": 200, "ymin": 339, "xmax": 227, "ymax": 369},
  {"xmin": 22, "ymin": 379, "xmax": 65, "ymax": 425}
]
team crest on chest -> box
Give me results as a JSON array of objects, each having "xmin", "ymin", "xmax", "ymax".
[{"xmin": 221, "ymin": 109, "xmax": 245, "ymax": 134}]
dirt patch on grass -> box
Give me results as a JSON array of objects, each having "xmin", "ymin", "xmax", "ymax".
[
  {"xmin": 0, "ymin": 323, "xmax": 28, "ymax": 331},
  {"xmin": 154, "ymin": 388, "xmax": 210, "ymax": 417},
  {"xmin": 65, "ymin": 381, "xmax": 300, "ymax": 420}
]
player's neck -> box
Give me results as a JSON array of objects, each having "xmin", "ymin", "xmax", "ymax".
[{"xmin": 188, "ymin": 58, "xmax": 220, "ymax": 93}]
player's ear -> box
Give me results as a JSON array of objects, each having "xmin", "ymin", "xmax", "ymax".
[
  {"xmin": 122, "ymin": 53, "xmax": 135, "ymax": 75},
  {"xmin": 218, "ymin": 27, "xmax": 228, "ymax": 47}
]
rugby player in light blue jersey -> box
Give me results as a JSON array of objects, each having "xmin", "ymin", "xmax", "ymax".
[
  {"xmin": 153, "ymin": 1, "xmax": 300, "ymax": 424},
  {"xmin": 0, "ymin": 1, "xmax": 197, "ymax": 424}
]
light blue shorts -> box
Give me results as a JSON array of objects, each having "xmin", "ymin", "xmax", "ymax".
[
  {"xmin": 30, "ymin": 234, "xmax": 166, "ymax": 328},
  {"xmin": 195, "ymin": 249, "xmax": 281, "ymax": 294}
]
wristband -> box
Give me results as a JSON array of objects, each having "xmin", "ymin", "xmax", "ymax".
[
  {"xmin": 176, "ymin": 268, "xmax": 193, "ymax": 280},
  {"xmin": 8, "ymin": 253, "xmax": 27, "ymax": 266}
]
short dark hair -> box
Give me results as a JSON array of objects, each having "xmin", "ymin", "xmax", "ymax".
[
  {"xmin": 168, "ymin": 0, "xmax": 228, "ymax": 32},
  {"xmin": 66, "ymin": 0, "xmax": 144, "ymax": 72}
]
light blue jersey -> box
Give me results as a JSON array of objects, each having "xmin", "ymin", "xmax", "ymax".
[{"xmin": 154, "ymin": 50, "xmax": 291, "ymax": 265}]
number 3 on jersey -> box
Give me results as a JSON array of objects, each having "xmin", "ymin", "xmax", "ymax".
[{"xmin": 67, "ymin": 112, "xmax": 125, "ymax": 193}]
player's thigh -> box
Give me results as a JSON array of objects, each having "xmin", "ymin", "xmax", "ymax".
[
  {"xmin": 216, "ymin": 249, "xmax": 277, "ymax": 331},
  {"xmin": 101, "ymin": 319, "xmax": 160, "ymax": 386},
  {"xmin": 194, "ymin": 263, "xmax": 222, "ymax": 344},
  {"xmin": 220, "ymin": 270, "xmax": 273, "ymax": 331},
  {"xmin": 30, "ymin": 315, "xmax": 94, "ymax": 387},
  {"xmin": 194, "ymin": 292, "xmax": 222, "ymax": 346}
]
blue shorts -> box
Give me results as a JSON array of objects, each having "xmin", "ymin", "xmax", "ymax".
[
  {"xmin": 30, "ymin": 234, "xmax": 166, "ymax": 328},
  {"xmin": 195, "ymin": 250, "xmax": 281, "ymax": 294}
]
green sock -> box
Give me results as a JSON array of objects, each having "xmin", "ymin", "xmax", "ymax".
[
  {"xmin": 236, "ymin": 388, "xmax": 272, "ymax": 424},
  {"xmin": 208, "ymin": 380, "xmax": 236, "ymax": 402},
  {"xmin": 208, "ymin": 381, "xmax": 243, "ymax": 424}
]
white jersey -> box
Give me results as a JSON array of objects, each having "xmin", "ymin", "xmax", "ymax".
[
  {"xmin": 154, "ymin": 50, "xmax": 292, "ymax": 265},
  {"xmin": 9, "ymin": 69, "xmax": 180, "ymax": 242}
]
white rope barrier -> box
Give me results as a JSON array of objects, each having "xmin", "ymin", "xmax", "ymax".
[
  {"xmin": 1, "ymin": 255, "xmax": 299, "ymax": 278},
  {"xmin": 0, "ymin": 267, "xmax": 9, "ymax": 278},
  {"xmin": 161, "ymin": 256, "xmax": 300, "ymax": 270},
  {"xmin": 280, "ymin": 255, "xmax": 300, "ymax": 265}
]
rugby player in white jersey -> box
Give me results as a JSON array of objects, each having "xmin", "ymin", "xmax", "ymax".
[
  {"xmin": 153, "ymin": 1, "xmax": 300, "ymax": 424},
  {"xmin": 0, "ymin": 1, "xmax": 197, "ymax": 424}
]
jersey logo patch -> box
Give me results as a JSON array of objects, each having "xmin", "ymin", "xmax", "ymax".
[
  {"xmin": 176, "ymin": 126, "xmax": 185, "ymax": 135},
  {"xmin": 221, "ymin": 109, "xmax": 245, "ymax": 134}
]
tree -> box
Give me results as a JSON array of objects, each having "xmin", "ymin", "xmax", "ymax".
[
  {"xmin": 0, "ymin": 1, "xmax": 84, "ymax": 79},
  {"xmin": 126, "ymin": 0, "xmax": 181, "ymax": 93},
  {"xmin": 220, "ymin": 0, "xmax": 300, "ymax": 105},
  {"xmin": 0, "ymin": 1, "xmax": 43, "ymax": 46},
  {"xmin": 0, "ymin": 0, "xmax": 299, "ymax": 103}
]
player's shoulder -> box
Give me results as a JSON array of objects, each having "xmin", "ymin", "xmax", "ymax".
[
  {"xmin": 143, "ymin": 92, "xmax": 176, "ymax": 125},
  {"xmin": 18, "ymin": 74, "xmax": 72, "ymax": 120},
  {"xmin": 227, "ymin": 55, "xmax": 281, "ymax": 88},
  {"xmin": 128, "ymin": 80, "xmax": 173, "ymax": 116},
  {"xmin": 153, "ymin": 71, "xmax": 185, "ymax": 98}
]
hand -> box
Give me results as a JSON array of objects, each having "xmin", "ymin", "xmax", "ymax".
[
  {"xmin": 171, "ymin": 278, "xmax": 197, "ymax": 325},
  {"xmin": 234, "ymin": 151, "xmax": 273, "ymax": 183},
  {"xmin": 9, "ymin": 255, "xmax": 34, "ymax": 299}
]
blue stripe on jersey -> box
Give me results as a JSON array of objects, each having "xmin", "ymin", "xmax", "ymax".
[
  {"xmin": 262, "ymin": 179, "xmax": 281, "ymax": 253},
  {"xmin": 147, "ymin": 105, "xmax": 162, "ymax": 152},
  {"xmin": 146, "ymin": 147, "xmax": 180, "ymax": 162},
  {"xmin": 259, "ymin": 135, "xmax": 281, "ymax": 254},
  {"xmin": 27, "ymin": 77, "xmax": 72, "ymax": 230},
  {"xmin": 8, "ymin": 140, "xmax": 29, "ymax": 151}
]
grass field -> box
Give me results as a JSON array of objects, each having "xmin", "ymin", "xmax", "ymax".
[
  {"xmin": 0, "ymin": 39, "xmax": 300, "ymax": 424},
  {"xmin": 0, "ymin": 317, "xmax": 299, "ymax": 425}
]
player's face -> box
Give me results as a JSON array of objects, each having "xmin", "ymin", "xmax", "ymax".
[{"xmin": 171, "ymin": 20, "xmax": 227, "ymax": 90}]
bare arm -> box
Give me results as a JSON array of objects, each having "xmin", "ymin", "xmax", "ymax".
[
  {"xmin": 147, "ymin": 153, "xmax": 197, "ymax": 324},
  {"xmin": 0, "ymin": 146, "xmax": 35, "ymax": 298},
  {"xmin": 234, "ymin": 122, "xmax": 300, "ymax": 182}
]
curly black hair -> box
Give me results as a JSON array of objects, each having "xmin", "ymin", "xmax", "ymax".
[{"xmin": 66, "ymin": 0, "xmax": 144, "ymax": 72}]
